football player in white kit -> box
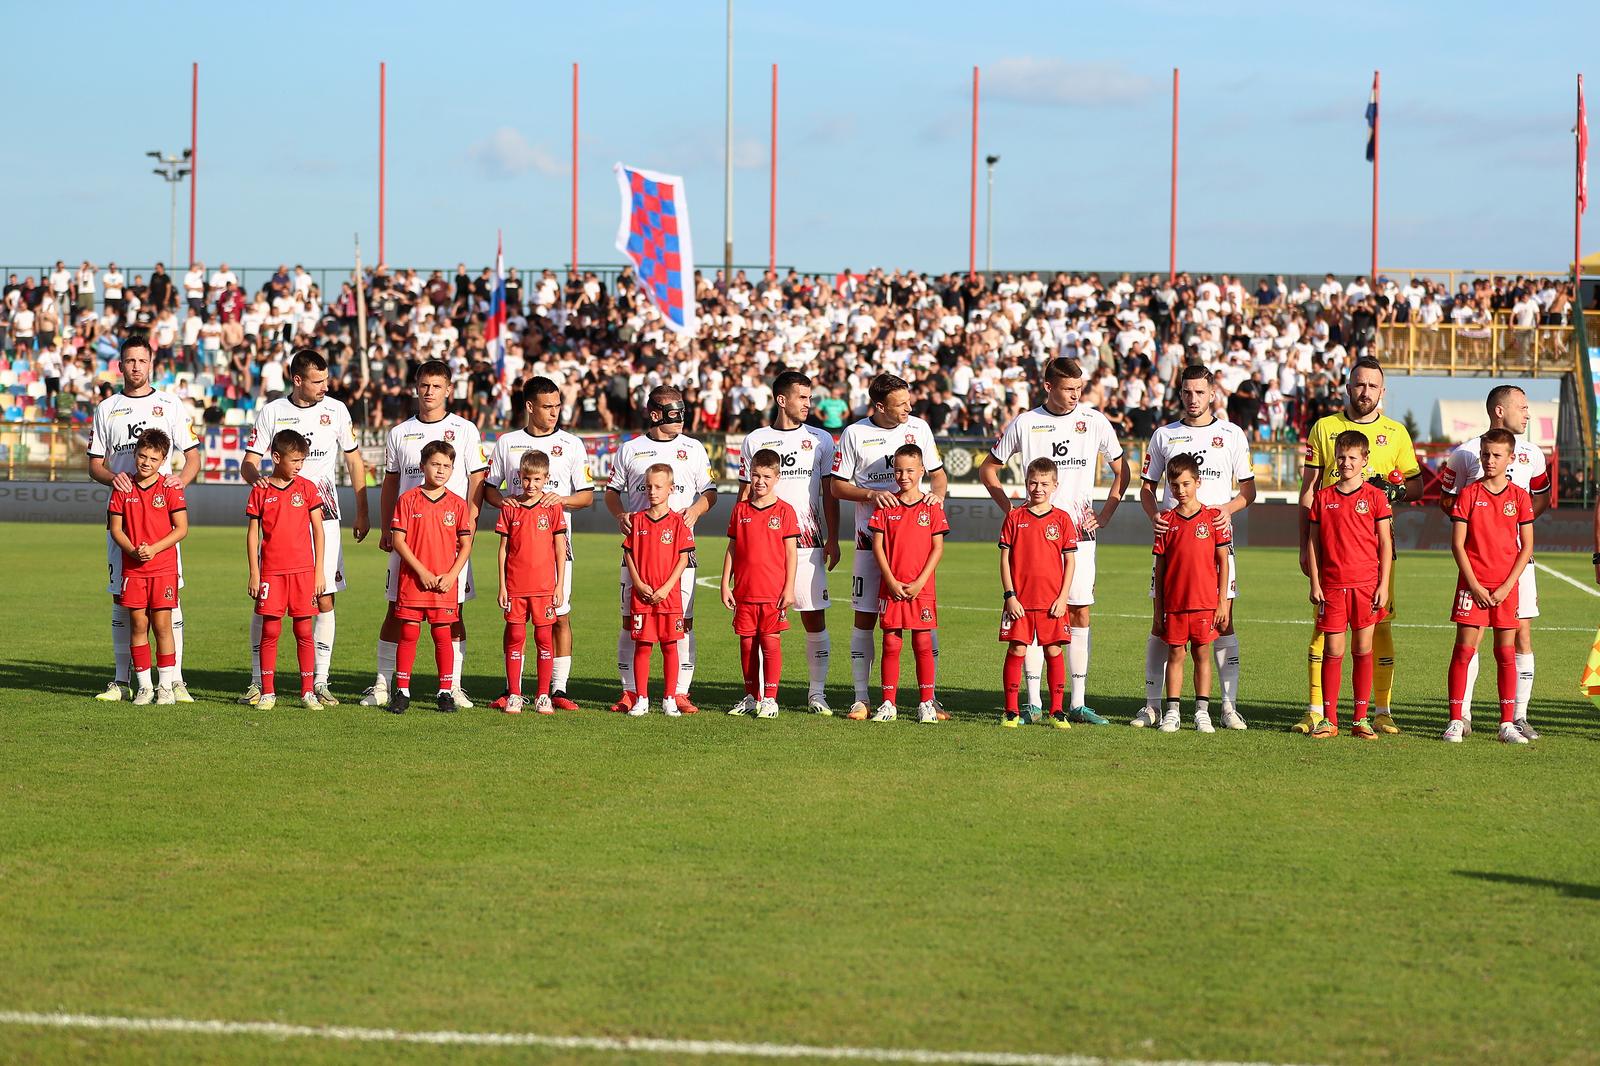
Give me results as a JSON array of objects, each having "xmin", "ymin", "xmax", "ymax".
[
  {"xmin": 604, "ymin": 386, "xmax": 716, "ymax": 714},
  {"xmin": 737, "ymin": 370, "xmax": 841, "ymax": 713},
  {"xmin": 1438, "ymin": 384, "xmax": 1550, "ymax": 737},
  {"xmin": 363, "ymin": 359, "xmax": 488, "ymax": 709},
  {"xmin": 480, "ymin": 376, "xmax": 595, "ymax": 710},
  {"xmin": 87, "ymin": 336, "xmax": 201, "ymax": 701},
  {"xmin": 1132, "ymin": 365, "xmax": 1256, "ymax": 730},
  {"xmin": 828, "ymin": 373, "xmax": 946, "ymax": 721},
  {"xmin": 978, "ymin": 358, "xmax": 1130, "ymax": 724},
  {"xmin": 239, "ymin": 349, "xmax": 370, "ymax": 706}
]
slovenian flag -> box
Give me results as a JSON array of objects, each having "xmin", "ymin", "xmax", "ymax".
[
  {"xmin": 614, "ymin": 163, "xmax": 698, "ymax": 336},
  {"xmin": 1365, "ymin": 76, "xmax": 1378, "ymax": 163},
  {"xmin": 486, "ymin": 232, "xmax": 508, "ymax": 382}
]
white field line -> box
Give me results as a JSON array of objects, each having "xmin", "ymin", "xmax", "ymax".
[
  {"xmin": 1532, "ymin": 560, "xmax": 1600, "ymax": 599},
  {"xmin": 933, "ymin": 606, "xmax": 1593, "ymax": 633},
  {"xmin": 0, "ymin": 1010, "xmax": 1320, "ymax": 1066}
]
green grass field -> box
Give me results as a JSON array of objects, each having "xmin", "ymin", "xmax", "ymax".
[{"xmin": 2, "ymin": 522, "xmax": 1598, "ymax": 1065}]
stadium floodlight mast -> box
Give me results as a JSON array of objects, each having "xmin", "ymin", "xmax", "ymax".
[
  {"xmin": 984, "ymin": 154, "xmax": 1000, "ymax": 277},
  {"xmin": 147, "ymin": 149, "xmax": 192, "ymax": 269}
]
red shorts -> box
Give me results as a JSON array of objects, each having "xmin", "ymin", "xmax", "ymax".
[
  {"xmin": 256, "ymin": 571, "xmax": 318, "ymax": 618},
  {"xmin": 1316, "ymin": 586, "xmax": 1384, "ymax": 633},
  {"xmin": 119, "ymin": 573, "xmax": 179, "ymax": 610},
  {"xmin": 504, "ymin": 594, "xmax": 558, "ymax": 625},
  {"xmin": 630, "ymin": 611, "xmax": 684, "ymax": 643},
  {"xmin": 880, "ymin": 594, "xmax": 938, "ymax": 631},
  {"xmin": 1450, "ymin": 579, "xmax": 1519, "ymax": 629},
  {"xmin": 1161, "ymin": 608, "xmax": 1217, "ymax": 647},
  {"xmin": 395, "ymin": 602, "xmax": 460, "ymax": 624},
  {"xmin": 998, "ymin": 608, "xmax": 1070, "ymax": 645},
  {"xmin": 733, "ymin": 601, "xmax": 790, "ymax": 637}
]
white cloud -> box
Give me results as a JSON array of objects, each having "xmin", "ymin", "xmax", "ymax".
[
  {"xmin": 468, "ymin": 127, "xmax": 563, "ymax": 178},
  {"xmin": 986, "ymin": 57, "xmax": 1156, "ymax": 107}
]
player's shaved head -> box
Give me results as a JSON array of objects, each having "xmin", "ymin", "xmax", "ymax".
[{"xmin": 1486, "ymin": 384, "xmax": 1524, "ymax": 417}]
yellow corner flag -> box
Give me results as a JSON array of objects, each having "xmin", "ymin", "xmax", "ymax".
[{"xmin": 1581, "ymin": 626, "xmax": 1600, "ymax": 711}]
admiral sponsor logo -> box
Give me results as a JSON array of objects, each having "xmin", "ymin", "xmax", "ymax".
[
  {"xmin": 403, "ymin": 432, "xmax": 424, "ymax": 441},
  {"xmin": 864, "ymin": 437, "xmax": 886, "ymax": 447}
]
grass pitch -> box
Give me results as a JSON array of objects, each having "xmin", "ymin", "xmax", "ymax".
[{"xmin": 1, "ymin": 522, "xmax": 1598, "ymax": 1065}]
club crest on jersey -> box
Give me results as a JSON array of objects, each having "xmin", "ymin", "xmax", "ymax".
[
  {"xmin": 768, "ymin": 515, "xmax": 781, "ymax": 530},
  {"xmin": 1376, "ymin": 434, "xmax": 1388, "ymax": 446},
  {"xmin": 801, "ymin": 438, "xmax": 814, "ymax": 451},
  {"xmin": 661, "ymin": 529, "xmax": 674, "ymax": 544},
  {"xmin": 152, "ymin": 405, "xmax": 163, "ymax": 417},
  {"xmin": 444, "ymin": 430, "xmax": 456, "ymax": 442},
  {"xmin": 320, "ymin": 413, "xmax": 332, "ymax": 426},
  {"xmin": 537, "ymin": 514, "xmax": 551, "ymax": 531},
  {"xmin": 1074, "ymin": 421, "xmax": 1087, "ymax": 434},
  {"xmin": 904, "ymin": 433, "xmax": 916, "ymax": 444},
  {"xmin": 917, "ymin": 511, "xmax": 931, "ymax": 526},
  {"xmin": 1197, "ymin": 523, "xmax": 1211, "ymax": 539},
  {"xmin": 1355, "ymin": 498, "xmax": 1370, "ymax": 515},
  {"xmin": 290, "ymin": 492, "xmax": 304, "ymax": 507},
  {"xmin": 443, "ymin": 511, "xmax": 457, "ymax": 526},
  {"xmin": 1212, "ymin": 436, "xmax": 1224, "ymax": 448},
  {"xmin": 551, "ymin": 445, "xmax": 563, "ymax": 456},
  {"xmin": 1516, "ymin": 452, "xmax": 1528, "ymax": 464},
  {"xmin": 677, "ymin": 448, "xmax": 688, "ymax": 460},
  {"xmin": 1045, "ymin": 524, "xmax": 1061, "ymax": 541},
  {"xmin": 1503, "ymin": 501, "xmax": 1518, "ymax": 517},
  {"xmin": 152, "ymin": 494, "xmax": 166, "ymax": 508}
]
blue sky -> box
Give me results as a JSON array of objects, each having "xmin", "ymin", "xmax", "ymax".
[{"xmin": 3, "ymin": 1, "xmax": 1594, "ymax": 276}]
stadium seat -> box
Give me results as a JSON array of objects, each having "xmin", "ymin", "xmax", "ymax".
[
  {"xmin": 18, "ymin": 370, "xmax": 36, "ymax": 385},
  {"xmin": 0, "ymin": 371, "xmax": 15, "ymax": 388},
  {"xmin": 223, "ymin": 408, "xmax": 247, "ymax": 426},
  {"xmin": 27, "ymin": 382, "xmax": 46, "ymax": 398}
]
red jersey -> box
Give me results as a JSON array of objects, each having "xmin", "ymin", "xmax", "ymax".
[
  {"xmin": 867, "ymin": 498, "xmax": 950, "ymax": 592},
  {"xmin": 1309, "ymin": 482, "xmax": 1392, "ymax": 588},
  {"xmin": 246, "ymin": 475, "xmax": 324, "ymax": 575},
  {"xmin": 1450, "ymin": 481, "xmax": 1533, "ymax": 587},
  {"xmin": 725, "ymin": 498, "xmax": 800, "ymax": 604},
  {"xmin": 107, "ymin": 477, "xmax": 186, "ymax": 575},
  {"xmin": 1152, "ymin": 505, "xmax": 1231, "ymax": 612},
  {"xmin": 392, "ymin": 486, "xmax": 472, "ymax": 606},
  {"xmin": 623, "ymin": 509, "xmax": 695, "ymax": 614},
  {"xmin": 495, "ymin": 502, "xmax": 566, "ymax": 596},
  {"xmin": 998, "ymin": 505, "xmax": 1079, "ymax": 610}
]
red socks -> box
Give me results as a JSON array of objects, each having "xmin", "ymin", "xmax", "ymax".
[
  {"xmin": 432, "ymin": 623, "xmax": 454, "ymax": 691},
  {"xmin": 534, "ymin": 625, "xmax": 553, "ymax": 698},
  {"xmin": 504, "ymin": 623, "xmax": 526, "ymax": 696},
  {"xmin": 633, "ymin": 640, "xmax": 680, "ymax": 703},
  {"xmin": 633, "ymin": 640, "xmax": 653, "ymax": 702},
  {"xmin": 396, "ymin": 621, "xmax": 453, "ymax": 694},
  {"xmin": 396, "ymin": 621, "xmax": 417, "ymax": 693},
  {"xmin": 1351, "ymin": 652, "xmax": 1373, "ymax": 721},
  {"xmin": 758, "ymin": 634, "xmax": 781, "ymax": 700},
  {"xmin": 911, "ymin": 630, "xmax": 935, "ymax": 703},
  {"xmin": 1045, "ymin": 650, "xmax": 1065, "ymax": 713},
  {"xmin": 739, "ymin": 636, "xmax": 759, "ymax": 698},
  {"xmin": 1447, "ymin": 642, "xmax": 1475, "ymax": 721},
  {"xmin": 1494, "ymin": 644, "xmax": 1516, "ymax": 723},
  {"xmin": 259, "ymin": 617, "xmax": 280, "ymax": 695},
  {"xmin": 293, "ymin": 616, "xmax": 314, "ymax": 696},
  {"xmin": 1321, "ymin": 653, "xmax": 1344, "ymax": 726},
  {"xmin": 1003, "ymin": 652, "xmax": 1023, "ymax": 711},
  {"xmin": 131, "ymin": 642, "xmax": 152, "ymax": 673},
  {"xmin": 881, "ymin": 631, "xmax": 902, "ymax": 704}
]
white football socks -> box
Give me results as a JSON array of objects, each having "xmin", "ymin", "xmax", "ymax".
[
  {"xmin": 617, "ymin": 627, "xmax": 636, "ymax": 693},
  {"xmin": 1023, "ymin": 643, "xmax": 1044, "ymax": 707},
  {"xmin": 1144, "ymin": 633, "xmax": 1166, "ymax": 709},
  {"xmin": 1214, "ymin": 632, "xmax": 1240, "ymax": 710},
  {"xmin": 452, "ymin": 637, "xmax": 466, "ymax": 690},
  {"xmin": 1068, "ymin": 626, "xmax": 1091, "ymax": 708},
  {"xmin": 158, "ymin": 661, "xmax": 178, "ymax": 690},
  {"xmin": 850, "ymin": 626, "xmax": 874, "ymax": 704},
  {"xmin": 250, "ymin": 613, "xmax": 265, "ymax": 685},
  {"xmin": 112, "ymin": 603, "xmax": 131, "ymax": 684},
  {"xmin": 551, "ymin": 654, "xmax": 573, "ymax": 694},
  {"xmin": 805, "ymin": 630, "xmax": 830, "ymax": 701},
  {"xmin": 171, "ymin": 603, "xmax": 185, "ymax": 678},
  {"xmin": 314, "ymin": 611, "xmax": 335, "ymax": 684},
  {"xmin": 677, "ymin": 630, "xmax": 696, "ymax": 694},
  {"xmin": 376, "ymin": 639, "xmax": 398, "ymax": 687},
  {"xmin": 1462, "ymin": 649, "xmax": 1482, "ymax": 718},
  {"xmin": 1515, "ymin": 652, "xmax": 1534, "ymax": 718}
]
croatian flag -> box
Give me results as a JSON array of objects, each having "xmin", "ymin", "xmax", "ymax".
[
  {"xmin": 486, "ymin": 233, "xmax": 508, "ymax": 382},
  {"xmin": 614, "ymin": 163, "xmax": 698, "ymax": 336},
  {"xmin": 1364, "ymin": 76, "xmax": 1378, "ymax": 162}
]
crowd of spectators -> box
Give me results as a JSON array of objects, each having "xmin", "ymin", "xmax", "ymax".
[{"xmin": 0, "ymin": 257, "xmax": 1588, "ymax": 444}]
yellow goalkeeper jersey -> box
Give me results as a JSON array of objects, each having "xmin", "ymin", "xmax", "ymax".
[{"xmin": 1303, "ymin": 412, "xmax": 1421, "ymax": 489}]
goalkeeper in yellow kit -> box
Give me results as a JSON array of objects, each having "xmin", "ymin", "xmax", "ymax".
[{"xmin": 1297, "ymin": 357, "xmax": 1422, "ymax": 734}]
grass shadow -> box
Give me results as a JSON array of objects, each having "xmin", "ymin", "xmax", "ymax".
[{"xmin": 1454, "ymin": 871, "xmax": 1600, "ymax": 900}]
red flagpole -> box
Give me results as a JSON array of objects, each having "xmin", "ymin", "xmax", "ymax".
[
  {"xmin": 189, "ymin": 63, "xmax": 197, "ymax": 265},
  {"xmin": 1169, "ymin": 67, "xmax": 1179, "ymax": 285},
  {"xmin": 379, "ymin": 61, "xmax": 386, "ymax": 266},
  {"xmin": 769, "ymin": 63, "xmax": 778, "ymax": 276},
  {"xmin": 1370, "ymin": 70, "xmax": 1380, "ymax": 283},
  {"xmin": 969, "ymin": 66, "xmax": 979, "ymax": 278},
  {"xmin": 571, "ymin": 62, "xmax": 580, "ymax": 277},
  {"xmin": 1577, "ymin": 73, "xmax": 1586, "ymax": 283}
]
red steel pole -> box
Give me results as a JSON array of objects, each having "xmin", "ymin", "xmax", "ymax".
[
  {"xmin": 1169, "ymin": 67, "xmax": 1179, "ymax": 285},
  {"xmin": 969, "ymin": 66, "xmax": 979, "ymax": 278},
  {"xmin": 572, "ymin": 62, "xmax": 579, "ymax": 276},
  {"xmin": 189, "ymin": 63, "xmax": 197, "ymax": 265},
  {"xmin": 1577, "ymin": 73, "xmax": 1585, "ymax": 284},
  {"xmin": 379, "ymin": 61, "xmax": 386, "ymax": 265},
  {"xmin": 769, "ymin": 63, "xmax": 777, "ymax": 276},
  {"xmin": 1371, "ymin": 70, "xmax": 1380, "ymax": 283}
]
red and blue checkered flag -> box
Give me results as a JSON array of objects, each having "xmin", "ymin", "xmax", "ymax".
[
  {"xmin": 485, "ymin": 232, "xmax": 508, "ymax": 382},
  {"xmin": 613, "ymin": 163, "xmax": 698, "ymax": 336}
]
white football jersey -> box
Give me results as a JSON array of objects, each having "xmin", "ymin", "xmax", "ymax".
[
  {"xmin": 487, "ymin": 428, "xmax": 594, "ymax": 499},
  {"xmin": 245, "ymin": 396, "xmax": 358, "ymax": 520},
  {"xmin": 1140, "ymin": 418, "xmax": 1255, "ymax": 508},
  {"xmin": 607, "ymin": 432, "xmax": 715, "ymax": 515},
  {"xmin": 1440, "ymin": 435, "xmax": 1551, "ymax": 497},
  {"xmin": 384, "ymin": 414, "xmax": 489, "ymax": 498},
  {"xmin": 989, "ymin": 403, "xmax": 1122, "ymax": 523},
  {"xmin": 830, "ymin": 415, "xmax": 943, "ymax": 541},
  {"xmin": 738, "ymin": 423, "xmax": 836, "ymax": 548},
  {"xmin": 88, "ymin": 389, "xmax": 198, "ymax": 477}
]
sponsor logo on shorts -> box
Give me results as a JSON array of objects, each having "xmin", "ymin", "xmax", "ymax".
[{"xmin": 920, "ymin": 606, "xmax": 933, "ymax": 621}]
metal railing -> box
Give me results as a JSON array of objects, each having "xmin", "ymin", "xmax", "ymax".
[{"xmin": 1372, "ymin": 320, "xmax": 1579, "ymax": 376}]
